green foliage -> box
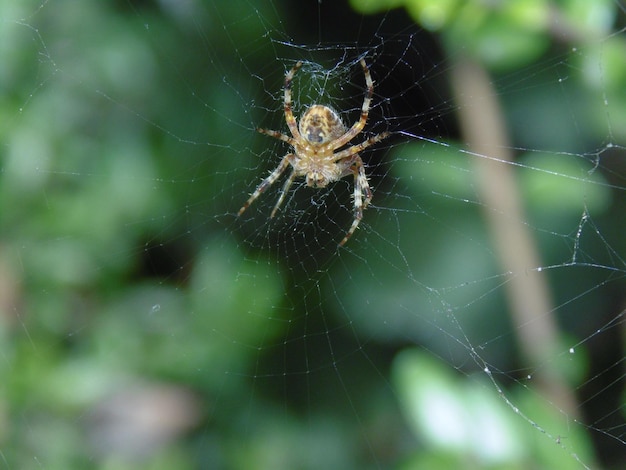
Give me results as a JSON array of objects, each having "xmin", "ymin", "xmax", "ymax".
[
  {"xmin": 393, "ymin": 349, "xmax": 593, "ymax": 469},
  {"xmin": 351, "ymin": 0, "xmax": 620, "ymax": 70},
  {"xmin": 2, "ymin": 0, "xmax": 624, "ymax": 468},
  {"xmin": 0, "ymin": 1, "xmax": 274, "ymax": 468}
]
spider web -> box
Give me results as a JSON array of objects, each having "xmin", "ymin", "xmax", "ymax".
[{"xmin": 2, "ymin": 0, "xmax": 626, "ymax": 468}]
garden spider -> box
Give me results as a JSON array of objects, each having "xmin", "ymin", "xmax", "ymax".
[{"xmin": 238, "ymin": 59, "xmax": 389, "ymax": 246}]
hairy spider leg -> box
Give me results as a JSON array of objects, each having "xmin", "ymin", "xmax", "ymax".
[
  {"xmin": 327, "ymin": 59, "xmax": 375, "ymax": 151},
  {"xmin": 339, "ymin": 155, "xmax": 372, "ymax": 246},
  {"xmin": 239, "ymin": 61, "xmax": 304, "ymax": 219},
  {"xmin": 256, "ymin": 128, "xmax": 296, "ymax": 146},
  {"xmin": 270, "ymin": 169, "xmax": 297, "ymax": 218},
  {"xmin": 252, "ymin": 60, "xmax": 303, "ymax": 158},
  {"xmin": 237, "ymin": 153, "xmax": 294, "ymax": 216},
  {"xmin": 331, "ymin": 131, "xmax": 390, "ymax": 162},
  {"xmin": 284, "ymin": 61, "xmax": 303, "ymax": 139}
]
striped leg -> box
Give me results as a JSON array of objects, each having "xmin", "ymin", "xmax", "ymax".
[
  {"xmin": 270, "ymin": 169, "xmax": 297, "ymax": 218},
  {"xmin": 284, "ymin": 61, "xmax": 303, "ymax": 139},
  {"xmin": 328, "ymin": 59, "xmax": 374, "ymax": 150},
  {"xmin": 331, "ymin": 131, "xmax": 390, "ymax": 162},
  {"xmin": 256, "ymin": 128, "xmax": 296, "ymax": 146},
  {"xmin": 238, "ymin": 154, "xmax": 294, "ymax": 216},
  {"xmin": 339, "ymin": 155, "xmax": 372, "ymax": 246}
]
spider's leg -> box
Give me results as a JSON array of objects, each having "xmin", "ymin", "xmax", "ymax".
[
  {"xmin": 339, "ymin": 155, "xmax": 372, "ymax": 246},
  {"xmin": 327, "ymin": 59, "xmax": 374, "ymax": 151},
  {"xmin": 284, "ymin": 61, "xmax": 303, "ymax": 139},
  {"xmin": 270, "ymin": 168, "xmax": 297, "ymax": 218},
  {"xmin": 238, "ymin": 153, "xmax": 294, "ymax": 216},
  {"xmin": 257, "ymin": 128, "xmax": 297, "ymax": 147},
  {"xmin": 332, "ymin": 131, "xmax": 390, "ymax": 162}
]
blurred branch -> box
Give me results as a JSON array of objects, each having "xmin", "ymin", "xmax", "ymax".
[{"xmin": 449, "ymin": 57, "xmax": 579, "ymax": 418}]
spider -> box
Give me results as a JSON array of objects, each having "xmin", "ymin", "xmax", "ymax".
[{"xmin": 238, "ymin": 59, "xmax": 390, "ymax": 246}]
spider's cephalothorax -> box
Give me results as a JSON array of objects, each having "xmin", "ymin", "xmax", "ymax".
[{"xmin": 238, "ymin": 59, "xmax": 389, "ymax": 246}]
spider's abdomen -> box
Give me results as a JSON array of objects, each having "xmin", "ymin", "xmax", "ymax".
[{"xmin": 299, "ymin": 105, "xmax": 345, "ymax": 145}]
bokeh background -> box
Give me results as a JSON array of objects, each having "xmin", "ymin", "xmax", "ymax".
[{"xmin": 2, "ymin": 0, "xmax": 626, "ymax": 469}]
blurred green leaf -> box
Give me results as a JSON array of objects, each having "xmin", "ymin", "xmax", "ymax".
[
  {"xmin": 393, "ymin": 348, "xmax": 596, "ymax": 468},
  {"xmin": 393, "ymin": 349, "xmax": 526, "ymax": 465},
  {"xmin": 519, "ymin": 152, "xmax": 612, "ymax": 217}
]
